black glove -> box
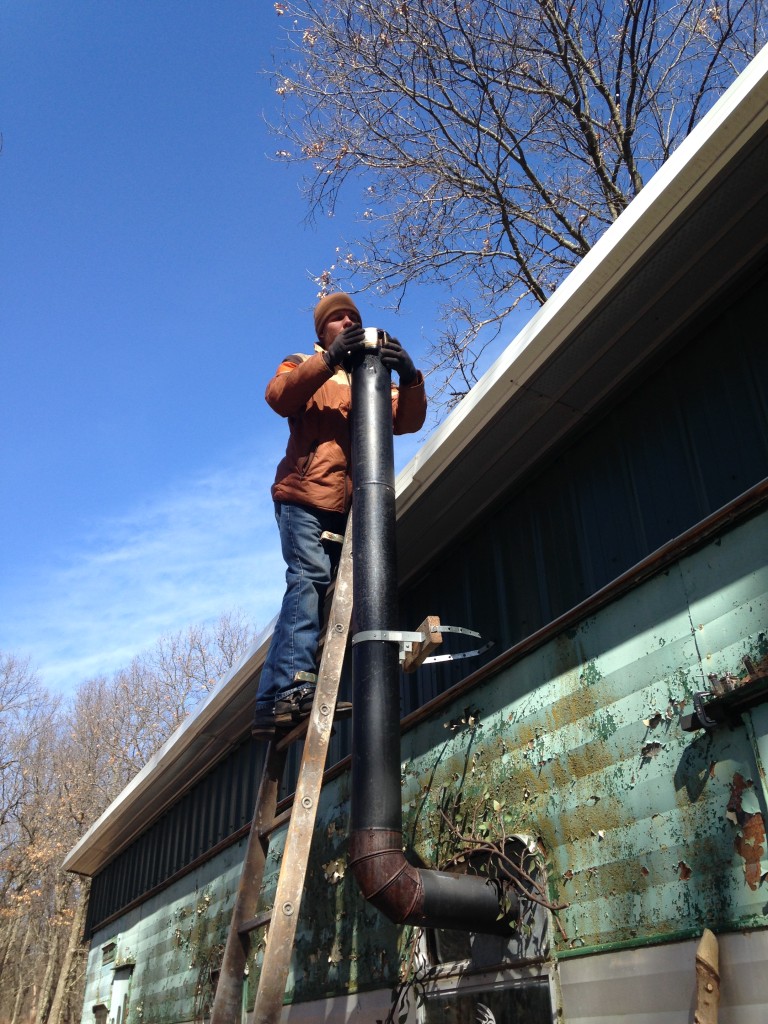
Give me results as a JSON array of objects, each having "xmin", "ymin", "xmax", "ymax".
[
  {"xmin": 323, "ymin": 323, "xmax": 365, "ymax": 370},
  {"xmin": 379, "ymin": 336, "xmax": 417, "ymax": 385}
]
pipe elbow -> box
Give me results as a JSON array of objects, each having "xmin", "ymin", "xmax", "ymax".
[
  {"xmin": 349, "ymin": 828, "xmax": 518, "ymax": 935},
  {"xmin": 349, "ymin": 829, "xmax": 425, "ymax": 924}
]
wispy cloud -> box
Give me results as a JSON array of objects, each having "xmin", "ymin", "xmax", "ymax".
[
  {"xmin": 1, "ymin": 443, "xmax": 286, "ymax": 693},
  {"xmin": 1, "ymin": 428, "xmax": 429, "ymax": 695}
]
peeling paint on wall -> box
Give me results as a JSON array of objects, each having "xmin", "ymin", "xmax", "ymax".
[{"xmin": 727, "ymin": 772, "xmax": 767, "ymax": 891}]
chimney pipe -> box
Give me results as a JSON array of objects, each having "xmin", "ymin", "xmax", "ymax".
[{"xmin": 348, "ymin": 346, "xmax": 517, "ymax": 934}]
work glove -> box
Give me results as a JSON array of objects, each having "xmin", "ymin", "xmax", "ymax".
[
  {"xmin": 379, "ymin": 336, "xmax": 417, "ymax": 385},
  {"xmin": 323, "ymin": 323, "xmax": 365, "ymax": 370}
]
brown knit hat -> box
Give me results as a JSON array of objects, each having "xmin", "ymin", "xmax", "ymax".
[{"xmin": 313, "ymin": 292, "xmax": 361, "ymax": 339}]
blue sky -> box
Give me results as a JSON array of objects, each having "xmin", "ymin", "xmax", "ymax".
[{"xmin": 0, "ymin": 1, "xmax": 439, "ymax": 692}]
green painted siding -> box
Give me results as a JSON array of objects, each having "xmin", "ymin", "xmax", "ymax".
[
  {"xmin": 82, "ymin": 846, "xmax": 242, "ymax": 1024},
  {"xmin": 247, "ymin": 773, "xmax": 401, "ymax": 1010},
  {"xmin": 400, "ymin": 509, "xmax": 768, "ymax": 953}
]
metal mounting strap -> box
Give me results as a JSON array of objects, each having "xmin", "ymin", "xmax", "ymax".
[
  {"xmin": 351, "ymin": 625, "xmax": 483, "ymax": 645},
  {"xmin": 436, "ymin": 625, "xmax": 481, "ymax": 639},
  {"xmin": 351, "ymin": 630, "xmax": 425, "ymax": 645},
  {"xmin": 320, "ymin": 530, "xmax": 345, "ymax": 544},
  {"xmin": 351, "ymin": 624, "xmax": 493, "ymax": 666},
  {"xmin": 692, "ymin": 690, "xmax": 719, "ymax": 729},
  {"xmin": 423, "ymin": 640, "xmax": 495, "ymax": 664}
]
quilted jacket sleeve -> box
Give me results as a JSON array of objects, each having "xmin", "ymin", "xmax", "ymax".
[
  {"xmin": 392, "ymin": 370, "xmax": 428, "ymax": 435},
  {"xmin": 265, "ymin": 353, "xmax": 333, "ymax": 418}
]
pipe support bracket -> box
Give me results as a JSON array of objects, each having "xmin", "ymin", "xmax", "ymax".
[{"xmin": 351, "ymin": 625, "xmax": 493, "ymax": 665}]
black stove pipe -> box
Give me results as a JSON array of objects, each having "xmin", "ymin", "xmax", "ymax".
[{"xmin": 348, "ymin": 347, "xmax": 517, "ymax": 934}]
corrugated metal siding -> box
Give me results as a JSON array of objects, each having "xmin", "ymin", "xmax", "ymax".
[
  {"xmin": 400, "ymin": 268, "xmax": 768, "ymax": 709},
  {"xmin": 86, "ymin": 737, "xmax": 266, "ymax": 932},
  {"xmin": 81, "ymin": 843, "xmax": 246, "ymax": 1024},
  {"xmin": 245, "ymin": 773, "xmax": 401, "ymax": 1010},
  {"xmin": 87, "ymin": 666, "xmax": 355, "ymax": 932},
  {"xmin": 79, "ymin": 508, "xmax": 767, "ymax": 1023}
]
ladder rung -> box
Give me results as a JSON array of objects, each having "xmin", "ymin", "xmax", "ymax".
[
  {"xmin": 274, "ymin": 718, "xmax": 311, "ymax": 751},
  {"xmin": 238, "ymin": 910, "xmax": 272, "ymax": 936},
  {"xmin": 273, "ymin": 700, "xmax": 352, "ymax": 753},
  {"xmin": 260, "ymin": 806, "xmax": 293, "ymax": 840}
]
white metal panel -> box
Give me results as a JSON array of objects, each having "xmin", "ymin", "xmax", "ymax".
[{"xmin": 558, "ymin": 932, "xmax": 768, "ymax": 1023}]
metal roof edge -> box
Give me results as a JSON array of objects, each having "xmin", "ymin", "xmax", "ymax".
[{"xmin": 395, "ymin": 43, "xmax": 768, "ymax": 514}]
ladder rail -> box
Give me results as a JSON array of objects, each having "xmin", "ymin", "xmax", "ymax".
[
  {"xmin": 209, "ymin": 517, "xmax": 353, "ymax": 1024},
  {"xmin": 209, "ymin": 741, "xmax": 286, "ymax": 1024},
  {"xmin": 252, "ymin": 517, "xmax": 353, "ymax": 1022}
]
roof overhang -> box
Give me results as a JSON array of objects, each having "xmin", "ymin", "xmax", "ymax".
[
  {"xmin": 63, "ymin": 46, "xmax": 768, "ymax": 877},
  {"xmin": 395, "ymin": 44, "xmax": 768, "ymax": 581}
]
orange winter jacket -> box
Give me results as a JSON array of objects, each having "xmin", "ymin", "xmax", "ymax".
[{"xmin": 267, "ymin": 345, "xmax": 427, "ymax": 514}]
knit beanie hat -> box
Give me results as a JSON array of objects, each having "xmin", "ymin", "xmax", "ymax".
[{"xmin": 313, "ymin": 292, "xmax": 361, "ymax": 339}]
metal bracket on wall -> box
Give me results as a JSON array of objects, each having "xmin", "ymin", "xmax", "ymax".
[
  {"xmin": 351, "ymin": 614, "xmax": 493, "ymax": 672},
  {"xmin": 680, "ymin": 655, "xmax": 768, "ymax": 732}
]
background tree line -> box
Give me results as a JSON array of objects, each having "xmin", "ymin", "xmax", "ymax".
[{"xmin": 0, "ymin": 613, "xmax": 255, "ymax": 1024}]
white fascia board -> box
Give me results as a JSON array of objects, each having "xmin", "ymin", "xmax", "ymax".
[{"xmin": 396, "ymin": 43, "xmax": 768, "ymax": 515}]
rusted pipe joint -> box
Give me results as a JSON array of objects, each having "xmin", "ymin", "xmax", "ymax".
[{"xmin": 349, "ymin": 829, "xmax": 424, "ymax": 923}]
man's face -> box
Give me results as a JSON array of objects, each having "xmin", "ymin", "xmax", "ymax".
[{"xmin": 320, "ymin": 308, "xmax": 361, "ymax": 350}]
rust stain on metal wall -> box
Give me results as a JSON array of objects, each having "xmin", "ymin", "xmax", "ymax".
[{"xmin": 727, "ymin": 772, "xmax": 766, "ymax": 890}]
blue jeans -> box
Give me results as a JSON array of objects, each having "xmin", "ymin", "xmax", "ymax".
[{"xmin": 255, "ymin": 502, "xmax": 347, "ymax": 709}]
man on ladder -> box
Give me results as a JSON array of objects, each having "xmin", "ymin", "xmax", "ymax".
[{"xmin": 252, "ymin": 291, "xmax": 427, "ymax": 738}]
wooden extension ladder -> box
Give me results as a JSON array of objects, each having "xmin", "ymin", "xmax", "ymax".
[{"xmin": 209, "ymin": 518, "xmax": 354, "ymax": 1024}]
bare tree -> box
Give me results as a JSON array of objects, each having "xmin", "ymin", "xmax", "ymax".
[
  {"xmin": 0, "ymin": 612, "xmax": 256, "ymax": 1024},
  {"xmin": 106, "ymin": 609, "xmax": 256, "ymax": 776},
  {"xmin": 58, "ymin": 611, "xmax": 256, "ymax": 807},
  {"xmin": 269, "ymin": 0, "xmax": 766, "ymax": 407},
  {"xmin": 0, "ymin": 656, "xmax": 65, "ymax": 1024}
]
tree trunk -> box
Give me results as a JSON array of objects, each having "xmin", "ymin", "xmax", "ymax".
[
  {"xmin": 0, "ymin": 911, "xmax": 23, "ymax": 982},
  {"xmin": 33, "ymin": 927, "xmax": 60, "ymax": 1024},
  {"xmin": 10, "ymin": 982, "xmax": 29, "ymax": 1024},
  {"xmin": 47, "ymin": 879, "xmax": 91, "ymax": 1024},
  {"xmin": 6, "ymin": 917, "xmax": 35, "ymax": 1024}
]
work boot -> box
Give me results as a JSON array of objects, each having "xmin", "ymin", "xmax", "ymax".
[
  {"xmin": 273, "ymin": 684, "xmax": 316, "ymax": 728},
  {"xmin": 273, "ymin": 684, "xmax": 354, "ymax": 725},
  {"xmin": 251, "ymin": 704, "xmax": 277, "ymax": 740},
  {"xmin": 252, "ymin": 686, "xmax": 352, "ymax": 739},
  {"xmin": 251, "ymin": 673, "xmax": 317, "ymax": 739}
]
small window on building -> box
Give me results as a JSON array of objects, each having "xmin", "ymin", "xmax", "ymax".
[
  {"xmin": 102, "ymin": 942, "xmax": 117, "ymax": 967},
  {"xmin": 110, "ymin": 966, "xmax": 133, "ymax": 1024},
  {"xmin": 423, "ymin": 980, "xmax": 552, "ymax": 1023}
]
